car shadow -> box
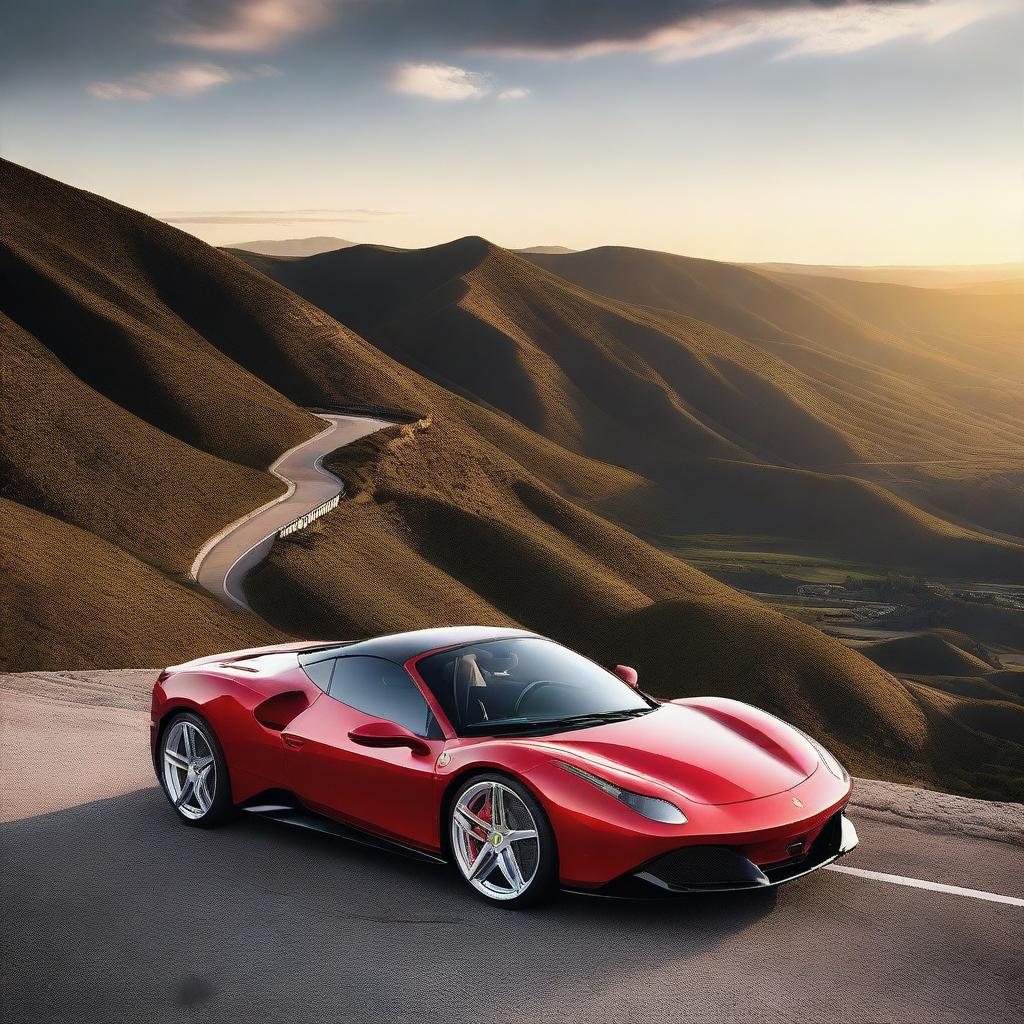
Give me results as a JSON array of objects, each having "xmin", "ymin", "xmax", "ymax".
[{"xmin": 2, "ymin": 787, "xmax": 785, "ymax": 1023}]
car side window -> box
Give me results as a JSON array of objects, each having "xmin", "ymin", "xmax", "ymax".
[
  {"xmin": 329, "ymin": 656, "xmax": 439, "ymax": 738},
  {"xmin": 298, "ymin": 655, "xmax": 335, "ymax": 691}
]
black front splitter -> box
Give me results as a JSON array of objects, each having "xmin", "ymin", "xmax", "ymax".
[{"xmin": 570, "ymin": 814, "xmax": 859, "ymax": 900}]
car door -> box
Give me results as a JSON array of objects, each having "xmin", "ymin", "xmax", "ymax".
[{"xmin": 281, "ymin": 655, "xmax": 447, "ymax": 851}]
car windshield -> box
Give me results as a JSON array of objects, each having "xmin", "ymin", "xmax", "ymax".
[{"xmin": 415, "ymin": 637, "xmax": 654, "ymax": 736}]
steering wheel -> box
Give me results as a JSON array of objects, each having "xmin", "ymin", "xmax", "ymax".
[{"xmin": 513, "ymin": 680, "xmax": 564, "ymax": 717}]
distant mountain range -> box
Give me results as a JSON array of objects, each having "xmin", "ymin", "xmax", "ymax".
[
  {"xmin": 228, "ymin": 235, "xmax": 356, "ymax": 257},
  {"xmin": 229, "ymin": 235, "xmax": 1022, "ymax": 292},
  {"xmin": 517, "ymin": 245, "xmax": 577, "ymax": 254},
  {"xmin": 2, "ymin": 158, "xmax": 1021, "ymax": 798},
  {"xmin": 228, "ymin": 237, "xmax": 578, "ymax": 258}
]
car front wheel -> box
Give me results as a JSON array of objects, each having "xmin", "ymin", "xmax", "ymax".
[{"xmin": 449, "ymin": 774, "xmax": 557, "ymax": 908}]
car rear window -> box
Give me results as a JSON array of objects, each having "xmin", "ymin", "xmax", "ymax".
[{"xmin": 298, "ymin": 655, "xmax": 335, "ymax": 691}]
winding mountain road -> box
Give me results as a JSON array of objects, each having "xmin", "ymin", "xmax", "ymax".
[{"xmin": 192, "ymin": 413, "xmax": 392, "ymax": 611}]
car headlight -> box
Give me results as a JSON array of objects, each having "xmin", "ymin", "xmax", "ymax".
[
  {"xmin": 801, "ymin": 732, "xmax": 848, "ymax": 781},
  {"xmin": 556, "ymin": 761, "xmax": 687, "ymax": 824}
]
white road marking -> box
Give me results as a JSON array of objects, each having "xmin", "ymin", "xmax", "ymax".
[{"xmin": 825, "ymin": 865, "xmax": 1024, "ymax": 907}]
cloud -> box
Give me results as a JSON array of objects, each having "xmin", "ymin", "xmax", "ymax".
[
  {"xmin": 390, "ymin": 63, "xmax": 490, "ymax": 100},
  {"xmin": 164, "ymin": 0, "xmax": 337, "ymax": 52},
  {"xmin": 88, "ymin": 63, "xmax": 279, "ymax": 100},
  {"xmin": 543, "ymin": 0, "xmax": 1004, "ymax": 62},
  {"xmin": 497, "ymin": 87, "xmax": 530, "ymax": 101},
  {"xmin": 163, "ymin": 215, "xmax": 363, "ymax": 224},
  {"xmin": 159, "ymin": 207, "xmax": 400, "ymax": 224},
  {"xmin": 368, "ymin": 1, "xmax": 1000, "ymax": 62},
  {"xmin": 88, "ymin": 82, "xmax": 155, "ymax": 102}
]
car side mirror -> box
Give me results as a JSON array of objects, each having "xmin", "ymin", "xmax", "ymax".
[
  {"xmin": 614, "ymin": 665, "xmax": 639, "ymax": 688},
  {"xmin": 348, "ymin": 720, "xmax": 431, "ymax": 756}
]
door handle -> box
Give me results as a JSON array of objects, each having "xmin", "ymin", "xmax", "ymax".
[{"xmin": 282, "ymin": 733, "xmax": 306, "ymax": 749}]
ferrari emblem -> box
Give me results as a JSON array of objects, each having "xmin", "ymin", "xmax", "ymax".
[
  {"xmin": 792, "ymin": 797, "xmax": 804, "ymax": 808},
  {"xmin": 490, "ymin": 832, "xmax": 503, "ymax": 848},
  {"xmin": 436, "ymin": 751, "xmax": 451, "ymax": 768}
]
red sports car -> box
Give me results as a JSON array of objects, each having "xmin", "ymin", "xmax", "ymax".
[{"xmin": 151, "ymin": 626, "xmax": 858, "ymax": 907}]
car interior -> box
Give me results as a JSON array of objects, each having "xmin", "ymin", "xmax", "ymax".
[{"xmin": 444, "ymin": 648, "xmax": 582, "ymax": 726}]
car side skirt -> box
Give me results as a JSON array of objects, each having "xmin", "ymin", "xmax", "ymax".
[{"xmin": 241, "ymin": 802, "xmax": 447, "ymax": 865}]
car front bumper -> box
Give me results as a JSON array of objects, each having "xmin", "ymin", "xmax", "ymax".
[{"xmin": 595, "ymin": 811, "xmax": 859, "ymax": 897}]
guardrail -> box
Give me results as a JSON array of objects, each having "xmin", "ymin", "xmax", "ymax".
[
  {"xmin": 278, "ymin": 493, "xmax": 342, "ymax": 539},
  {"xmin": 274, "ymin": 406, "xmax": 428, "ymax": 541}
]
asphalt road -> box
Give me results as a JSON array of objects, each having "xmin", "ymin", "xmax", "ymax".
[
  {"xmin": 2, "ymin": 791, "xmax": 1021, "ymax": 1024},
  {"xmin": 192, "ymin": 413, "xmax": 392, "ymax": 611},
  {"xmin": 2, "ymin": 675, "xmax": 1022, "ymax": 1024}
]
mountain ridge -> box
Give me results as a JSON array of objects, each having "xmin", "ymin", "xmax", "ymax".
[{"xmin": 237, "ymin": 236, "xmax": 1024, "ymax": 580}]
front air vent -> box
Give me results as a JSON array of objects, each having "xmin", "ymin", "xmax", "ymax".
[{"xmin": 639, "ymin": 845, "xmax": 769, "ymax": 890}]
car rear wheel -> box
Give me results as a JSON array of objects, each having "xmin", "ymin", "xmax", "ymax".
[
  {"xmin": 159, "ymin": 712, "xmax": 233, "ymax": 827},
  {"xmin": 449, "ymin": 774, "xmax": 557, "ymax": 908}
]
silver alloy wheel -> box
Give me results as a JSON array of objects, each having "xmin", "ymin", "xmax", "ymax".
[
  {"xmin": 451, "ymin": 780, "xmax": 540, "ymax": 901},
  {"xmin": 162, "ymin": 720, "xmax": 216, "ymax": 820}
]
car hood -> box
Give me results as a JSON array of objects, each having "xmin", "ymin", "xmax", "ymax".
[{"xmin": 530, "ymin": 699, "xmax": 819, "ymax": 805}]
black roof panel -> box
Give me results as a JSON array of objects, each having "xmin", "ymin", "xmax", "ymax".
[{"xmin": 302, "ymin": 626, "xmax": 540, "ymax": 666}]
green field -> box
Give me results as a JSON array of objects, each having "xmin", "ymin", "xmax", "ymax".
[{"xmin": 657, "ymin": 533, "xmax": 889, "ymax": 585}]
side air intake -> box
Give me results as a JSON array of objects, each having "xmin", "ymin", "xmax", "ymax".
[{"xmin": 253, "ymin": 691, "xmax": 311, "ymax": 731}]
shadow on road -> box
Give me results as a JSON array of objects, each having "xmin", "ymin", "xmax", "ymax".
[{"xmin": 2, "ymin": 787, "xmax": 779, "ymax": 1022}]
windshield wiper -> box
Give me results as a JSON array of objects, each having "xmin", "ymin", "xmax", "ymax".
[
  {"xmin": 462, "ymin": 707, "xmax": 654, "ymax": 735},
  {"xmin": 556, "ymin": 708, "xmax": 652, "ymax": 725}
]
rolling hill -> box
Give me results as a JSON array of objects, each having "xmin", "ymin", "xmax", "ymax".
[
  {"xmin": 237, "ymin": 238, "xmax": 1024, "ymax": 580},
  {"xmin": 526, "ymin": 246, "xmax": 1024, "ymax": 399},
  {"xmin": 954, "ymin": 279, "xmax": 1024, "ymax": 296},
  {"xmin": 2, "ymin": 158, "xmax": 1020, "ymax": 798},
  {"xmin": 860, "ymin": 634, "xmax": 995, "ymax": 677},
  {"xmin": 528, "ymin": 246, "xmax": 1024, "ymax": 540}
]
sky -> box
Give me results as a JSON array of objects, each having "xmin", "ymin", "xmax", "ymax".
[{"xmin": 0, "ymin": 0, "xmax": 1021, "ymax": 264}]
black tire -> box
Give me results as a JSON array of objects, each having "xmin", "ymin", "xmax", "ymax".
[
  {"xmin": 448, "ymin": 772, "xmax": 558, "ymax": 909},
  {"xmin": 157, "ymin": 711, "xmax": 234, "ymax": 828}
]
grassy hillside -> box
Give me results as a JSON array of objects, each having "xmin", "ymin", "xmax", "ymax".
[
  {"xmin": 526, "ymin": 246, "xmax": 1024, "ymax": 427},
  {"xmin": 3, "ymin": 160, "xmax": 1019, "ymax": 798},
  {"xmin": 239, "ymin": 238, "xmax": 1024, "ymax": 580},
  {"xmin": 860, "ymin": 634, "xmax": 995, "ymax": 677},
  {"xmin": 526, "ymin": 246, "xmax": 1024, "ymax": 541},
  {"xmin": 765, "ymin": 270, "xmax": 1024, "ymax": 378},
  {"xmin": 955, "ymin": 280, "xmax": 1024, "ymax": 296},
  {"xmin": 1, "ymin": 156, "xmax": 407, "ymax": 665},
  {"xmin": 0, "ymin": 497, "xmax": 283, "ymax": 669}
]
